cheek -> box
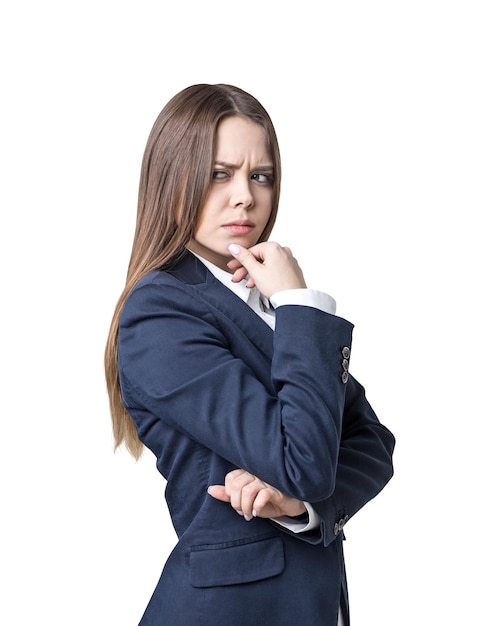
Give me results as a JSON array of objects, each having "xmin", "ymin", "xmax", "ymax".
[
  {"xmin": 193, "ymin": 199, "xmax": 213, "ymax": 235},
  {"xmin": 197, "ymin": 190, "xmax": 222, "ymax": 227},
  {"xmin": 193, "ymin": 220, "xmax": 208, "ymax": 243},
  {"xmin": 193, "ymin": 205, "xmax": 220, "ymax": 244}
]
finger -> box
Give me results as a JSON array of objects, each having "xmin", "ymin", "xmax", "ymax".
[
  {"xmin": 226, "ymin": 470, "xmax": 261, "ymax": 518},
  {"xmin": 228, "ymin": 243, "xmax": 264, "ymax": 274},
  {"xmin": 225, "ymin": 469, "xmax": 255, "ymax": 500},
  {"xmin": 252, "ymin": 487, "xmax": 276, "ymax": 517},
  {"xmin": 239, "ymin": 477, "xmax": 269, "ymax": 520},
  {"xmin": 207, "ymin": 485, "xmax": 230, "ymax": 502},
  {"xmin": 226, "ymin": 258, "xmax": 243, "ymax": 271},
  {"xmin": 228, "ymin": 244, "xmax": 267, "ymax": 292},
  {"xmin": 223, "ymin": 468, "xmax": 250, "ymax": 489},
  {"xmin": 228, "ymin": 479, "xmax": 253, "ymax": 514},
  {"xmin": 230, "ymin": 267, "xmax": 250, "ymax": 283}
]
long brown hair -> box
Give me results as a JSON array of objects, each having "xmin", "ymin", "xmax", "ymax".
[{"xmin": 104, "ymin": 84, "xmax": 282, "ymax": 459}]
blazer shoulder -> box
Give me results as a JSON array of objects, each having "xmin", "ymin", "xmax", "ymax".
[
  {"xmin": 160, "ymin": 250, "xmax": 209, "ymax": 285},
  {"xmin": 122, "ymin": 258, "xmax": 220, "ymax": 330},
  {"xmin": 130, "ymin": 252, "xmax": 209, "ymax": 292}
]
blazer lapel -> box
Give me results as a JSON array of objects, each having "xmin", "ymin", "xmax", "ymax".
[{"xmin": 165, "ymin": 251, "xmax": 274, "ymax": 360}]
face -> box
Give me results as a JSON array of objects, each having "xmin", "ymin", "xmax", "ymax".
[{"xmin": 188, "ymin": 116, "xmax": 274, "ymax": 271}]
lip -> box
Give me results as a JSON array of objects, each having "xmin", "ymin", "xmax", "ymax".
[{"xmin": 222, "ymin": 219, "xmax": 255, "ymax": 235}]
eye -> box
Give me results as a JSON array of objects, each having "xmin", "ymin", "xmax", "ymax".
[
  {"xmin": 251, "ymin": 172, "xmax": 274, "ymax": 184},
  {"xmin": 212, "ymin": 170, "xmax": 229, "ymax": 180}
]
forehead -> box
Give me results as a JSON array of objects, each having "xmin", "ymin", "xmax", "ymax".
[{"xmin": 215, "ymin": 117, "xmax": 271, "ymax": 162}]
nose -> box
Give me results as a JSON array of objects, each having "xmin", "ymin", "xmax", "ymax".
[{"xmin": 230, "ymin": 176, "xmax": 254, "ymax": 209}]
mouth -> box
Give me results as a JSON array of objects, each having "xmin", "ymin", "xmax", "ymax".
[{"xmin": 222, "ymin": 220, "xmax": 255, "ymax": 235}]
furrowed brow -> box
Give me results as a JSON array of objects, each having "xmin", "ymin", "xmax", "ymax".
[{"xmin": 214, "ymin": 161, "xmax": 273, "ymax": 170}]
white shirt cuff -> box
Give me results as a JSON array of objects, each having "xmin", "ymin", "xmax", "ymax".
[
  {"xmin": 270, "ymin": 502, "xmax": 321, "ymax": 533},
  {"xmin": 269, "ymin": 289, "xmax": 336, "ymax": 315}
]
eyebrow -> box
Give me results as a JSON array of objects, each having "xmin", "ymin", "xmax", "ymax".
[{"xmin": 214, "ymin": 161, "xmax": 274, "ymax": 171}]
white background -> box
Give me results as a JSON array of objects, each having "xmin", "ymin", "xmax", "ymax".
[{"xmin": 1, "ymin": 1, "xmax": 493, "ymax": 624}]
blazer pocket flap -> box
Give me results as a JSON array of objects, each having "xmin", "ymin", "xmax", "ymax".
[{"xmin": 190, "ymin": 535, "xmax": 285, "ymax": 588}]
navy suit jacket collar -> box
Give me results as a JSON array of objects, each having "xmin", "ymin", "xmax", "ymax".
[{"xmin": 164, "ymin": 250, "xmax": 274, "ymax": 360}]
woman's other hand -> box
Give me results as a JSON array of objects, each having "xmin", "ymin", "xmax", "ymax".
[{"xmin": 208, "ymin": 468, "xmax": 307, "ymax": 521}]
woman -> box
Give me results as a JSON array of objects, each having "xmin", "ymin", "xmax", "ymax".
[{"xmin": 105, "ymin": 83, "xmax": 395, "ymax": 625}]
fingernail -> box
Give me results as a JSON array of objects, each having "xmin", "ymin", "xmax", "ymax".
[
  {"xmin": 228, "ymin": 243, "xmax": 240, "ymax": 255},
  {"xmin": 236, "ymin": 510, "xmax": 244, "ymax": 516},
  {"xmin": 252, "ymin": 509, "xmax": 257, "ymax": 518},
  {"xmin": 243, "ymin": 514, "xmax": 252, "ymax": 521}
]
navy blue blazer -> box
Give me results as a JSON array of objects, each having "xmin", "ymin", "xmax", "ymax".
[{"xmin": 118, "ymin": 251, "xmax": 395, "ymax": 626}]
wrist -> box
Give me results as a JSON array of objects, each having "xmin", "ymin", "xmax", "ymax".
[{"xmin": 286, "ymin": 500, "xmax": 307, "ymax": 518}]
